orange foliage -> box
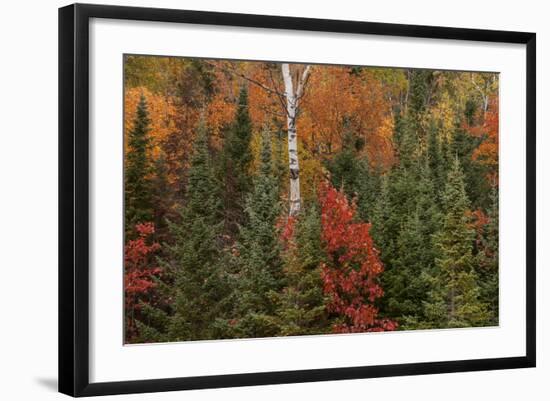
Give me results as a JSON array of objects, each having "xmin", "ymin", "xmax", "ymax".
[
  {"xmin": 467, "ymin": 95, "xmax": 499, "ymax": 182},
  {"xmin": 247, "ymin": 63, "xmax": 285, "ymax": 131},
  {"xmin": 124, "ymin": 87, "xmax": 177, "ymax": 159},
  {"xmin": 206, "ymin": 91, "xmax": 236, "ymax": 147},
  {"xmin": 299, "ymin": 67, "xmax": 394, "ymax": 169}
]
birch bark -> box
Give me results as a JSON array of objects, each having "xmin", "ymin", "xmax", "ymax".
[{"xmin": 281, "ymin": 63, "xmax": 310, "ymax": 216}]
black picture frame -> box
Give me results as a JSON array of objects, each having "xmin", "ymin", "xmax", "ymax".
[{"xmin": 59, "ymin": 3, "xmax": 536, "ymax": 397}]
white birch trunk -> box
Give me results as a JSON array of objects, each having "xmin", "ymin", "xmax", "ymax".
[{"xmin": 281, "ymin": 63, "xmax": 310, "ymax": 216}]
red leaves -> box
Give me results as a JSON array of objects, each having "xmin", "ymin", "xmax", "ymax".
[
  {"xmin": 318, "ymin": 181, "xmax": 396, "ymax": 333},
  {"xmin": 124, "ymin": 222, "xmax": 162, "ymax": 339},
  {"xmin": 466, "ymin": 95, "xmax": 499, "ymax": 183},
  {"xmin": 277, "ymin": 215, "xmax": 297, "ymax": 248}
]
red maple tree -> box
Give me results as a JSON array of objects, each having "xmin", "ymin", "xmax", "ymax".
[
  {"xmin": 124, "ymin": 222, "xmax": 162, "ymax": 340},
  {"xmin": 318, "ymin": 181, "xmax": 396, "ymax": 333}
]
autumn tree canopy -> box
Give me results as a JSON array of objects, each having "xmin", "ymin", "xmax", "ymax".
[{"xmin": 123, "ymin": 55, "xmax": 499, "ymax": 343}]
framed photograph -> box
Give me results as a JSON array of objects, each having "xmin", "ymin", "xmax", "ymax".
[{"xmin": 59, "ymin": 3, "xmax": 536, "ymax": 397}]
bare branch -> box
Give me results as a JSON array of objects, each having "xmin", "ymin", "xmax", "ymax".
[
  {"xmin": 203, "ymin": 60, "xmax": 285, "ymax": 98},
  {"xmin": 266, "ymin": 65, "xmax": 289, "ymax": 114},
  {"xmin": 295, "ymin": 65, "xmax": 312, "ymax": 106}
]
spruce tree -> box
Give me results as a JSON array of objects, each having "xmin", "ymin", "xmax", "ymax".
[
  {"xmin": 234, "ymin": 128, "xmax": 283, "ymax": 338},
  {"xmin": 164, "ymin": 121, "xmax": 232, "ymax": 341},
  {"xmin": 151, "ymin": 152, "xmax": 172, "ymax": 242},
  {"xmin": 273, "ymin": 123, "xmax": 288, "ymax": 191},
  {"xmin": 356, "ymin": 160, "xmax": 380, "ymax": 224},
  {"xmin": 383, "ymin": 158, "xmax": 441, "ymax": 326},
  {"xmin": 385, "ymin": 210, "xmax": 431, "ymax": 324},
  {"xmin": 325, "ymin": 128, "xmax": 380, "ymax": 224},
  {"xmin": 220, "ymin": 86, "xmax": 253, "ymax": 237},
  {"xmin": 407, "ymin": 69, "xmax": 433, "ymax": 140},
  {"xmin": 450, "ymin": 127, "xmax": 490, "ymax": 209},
  {"xmin": 427, "ymin": 120, "xmax": 445, "ymax": 200},
  {"xmin": 476, "ymin": 186, "xmax": 499, "ymax": 324},
  {"xmin": 275, "ymin": 202, "xmax": 329, "ymax": 335},
  {"xmin": 125, "ymin": 93, "xmax": 154, "ymax": 235},
  {"xmin": 378, "ymin": 116, "xmax": 418, "ymax": 263},
  {"xmin": 423, "ymin": 157, "xmax": 490, "ymax": 328},
  {"xmin": 326, "ymin": 130, "xmax": 363, "ymax": 196}
]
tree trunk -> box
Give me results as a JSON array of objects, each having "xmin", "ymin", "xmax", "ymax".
[{"xmin": 281, "ymin": 63, "xmax": 310, "ymax": 216}]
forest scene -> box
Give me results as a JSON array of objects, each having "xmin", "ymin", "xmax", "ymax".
[{"xmin": 123, "ymin": 55, "xmax": 499, "ymax": 344}]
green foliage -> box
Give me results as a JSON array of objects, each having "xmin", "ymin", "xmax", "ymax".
[
  {"xmin": 125, "ymin": 93, "xmax": 154, "ymax": 235},
  {"xmin": 476, "ymin": 186, "xmax": 499, "ymax": 324},
  {"xmin": 163, "ymin": 122, "xmax": 233, "ymax": 341},
  {"xmin": 233, "ymin": 128, "xmax": 283, "ymax": 338},
  {"xmin": 326, "ymin": 130, "xmax": 379, "ymax": 223},
  {"xmin": 427, "ymin": 120, "xmax": 446, "ymax": 200},
  {"xmin": 450, "ymin": 128, "xmax": 491, "ymax": 209},
  {"xmin": 408, "ymin": 69, "xmax": 434, "ymax": 138},
  {"xmin": 151, "ymin": 152, "xmax": 172, "ymax": 241},
  {"xmin": 219, "ymin": 86, "xmax": 254, "ymax": 237},
  {"xmin": 423, "ymin": 158, "xmax": 490, "ymax": 328},
  {"xmin": 376, "ymin": 157, "xmax": 441, "ymax": 324},
  {"xmin": 275, "ymin": 202, "xmax": 329, "ymax": 336}
]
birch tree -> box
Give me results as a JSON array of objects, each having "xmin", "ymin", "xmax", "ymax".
[
  {"xmin": 281, "ymin": 63, "xmax": 311, "ymax": 216},
  {"xmin": 204, "ymin": 61, "xmax": 311, "ymax": 216}
]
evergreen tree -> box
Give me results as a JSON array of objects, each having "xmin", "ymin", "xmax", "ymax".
[
  {"xmin": 151, "ymin": 152, "xmax": 172, "ymax": 242},
  {"xmin": 423, "ymin": 158, "xmax": 489, "ymax": 328},
  {"xmin": 384, "ymin": 210, "xmax": 432, "ymax": 325},
  {"xmin": 164, "ymin": 121, "xmax": 232, "ymax": 341},
  {"xmin": 427, "ymin": 120, "xmax": 446, "ymax": 200},
  {"xmin": 378, "ymin": 158, "xmax": 440, "ymax": 326},
  {"xmin": 356, "ymin": 161, "xmax": 380, "ymax": 224},
  {"xmin": 476, "ymin": 186, "xmax": 499, "ymax": 324},
  {"xmin": 370, "ymin": 174, "xmax": 392, "ymax": 255},
  {"xmin": 125, "ymin": 93, "xmax": 154, "ymax": 235},
  {"xmin": 326, "ymin": 129, "xmax": 379, "ymax": 223},
  {"xmin": 220, "ymin": 86, "xmax": 254, "ymax": 237},
  {"xmin": 234, "ymin": 128, "xmax": 283, "ymax": 338},
  {"xmin": 407, "ymin": 69, "xmax": 434, "ymax": 140},
  {"xmin": 273, "ymin": 124, "xmax": 288, "ymax": 193},
  {"xmin": 326, "ymin": 130, "xmax": 363, "ymax": 196},
  {"xmin": 275, "ymin": 202, "xmax": 329, "ymax": 335},
  {"xmin": 450, "ymin": 127, "xmax": 490, "ymax": 209},
  {"xmin": 464, "ymin": 97, "xmax": 478, "ymax": 127},
  {"xmin": 377, "ymin": 116, "xmax": 418, "ymax": 263}
]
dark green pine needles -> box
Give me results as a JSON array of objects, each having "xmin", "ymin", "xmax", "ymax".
[{"xmin": 125, "ymin": 93, "xmax": 154, "ymax": 235}]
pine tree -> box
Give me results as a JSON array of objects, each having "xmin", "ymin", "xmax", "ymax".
[
  {"xmin": 385, "ymin": 210, "xmax": 431, "ymax": 324},
  {"xmin": 234, "ymin": 128, "xmax": 283, "ymax": 338},
  {"xmin": 125, "ymin": 93, "xmax": 154, "ymax": 235},
  {"xmin": 220, "ymin": 86, "xmax": 254, "ymax": 237},
  {"xmin": 407, "ymin": 69, "xmax": 433, "ymax": 140},
  {"xmin": 275, "ymin": 202, "xmax": 329, "ymax": 336},
  {"xmin": 378, "ymin": 158, "xmax": 440, "ymax": 326},
  {"xmin": 151, "ymin": 151, "xmax": 172, "ymax": 242},
  {"xmin": 326, "ymin": 130, "xmax": 378, "ymax": 223},
  {"xmin": 450, "ymin": 127, "xmax": 490, "ymax": 209},
  {"xmin": 326, "ymin": 130, "xmax": 363, "ymax": 197},
  {"xmin": 427, "ymin": 120, "xmax": 445, "ymax": 200},
  {"xmin": 356, "ymin": 160, "xmax": 380, "ymax": 224},
  {"xmin": 423, "ymin": 158, "xmax": 490, "ymax": 328},
  {"xmin": 164, "ymin": 121, "xmax": 232, "ymax": 341},
  {"xmin": 370, "ymin": 174, "xmax": 392, "ymax": 255},
  {"xmin": 273, "ymin": 123, "xmax": 288, "ymax": 192},
  {"xmin": 476, "ymin": 185, "xmax": 499, "ymax": 324},
  {"xmin": 377, "ymin": 116, "xmax": 418, "ymax": 264}
]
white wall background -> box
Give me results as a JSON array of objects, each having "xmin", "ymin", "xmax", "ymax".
[{"xmin": 0, "ymin": 0, "xmax": 546, "ymax": 399}]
